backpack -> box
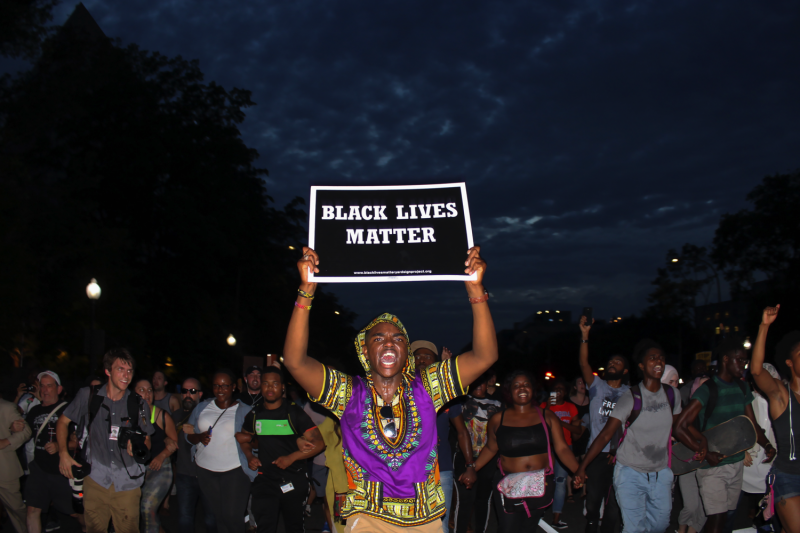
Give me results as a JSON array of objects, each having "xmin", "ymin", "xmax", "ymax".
[
  {"xmin": 74, "ymin": 385, "xmax": 143, "ymax": 465},
  {"xmin": 698, "ymin": 377, "xmax": 747, "ymax": 432},
  {"xmin": 613, "ymin": 383, "xmax": 676, "ymax": 466}
]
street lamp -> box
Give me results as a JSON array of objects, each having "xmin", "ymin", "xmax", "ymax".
[
  {"xmin": 86, "ymin": 278, "xmax": 101, "ymax": 374},
  {"xmin": 227, "ymin": 334, "xmax": 237, "ymax": 346},
  {"xmin": 743, "ymin": 337, "xmax": 752, "ymax": 350}
]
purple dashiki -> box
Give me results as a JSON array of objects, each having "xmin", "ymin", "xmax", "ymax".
[{"xmin": 310, "ymin": 313, "xmax": 465, "ymax": 527}]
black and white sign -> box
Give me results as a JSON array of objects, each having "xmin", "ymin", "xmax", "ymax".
[{"xmin": 308, "ymin": 183, "xmax": 476, "ymax": 282}]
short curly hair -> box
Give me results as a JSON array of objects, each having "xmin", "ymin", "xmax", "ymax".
[
  {"xmin": 774, "ymin": 331, "xmax": 800, "ymax": 379},
  {"xmin": 502, "ymin": 370, "xmax": 540, "ymax": 405}
]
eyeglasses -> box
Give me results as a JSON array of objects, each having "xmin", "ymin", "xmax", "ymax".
[{"xmin": 181, "ymin": 388, "xmax": 200, "ymax": 394}]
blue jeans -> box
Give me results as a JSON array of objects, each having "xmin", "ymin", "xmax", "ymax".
[
  {"xmin": 440, "ymin": 470, "xmax": 454, "ymax": 533},
  {"xmin": 553, "ymin": 445, "xmax": 571, "ymax": 514},
  {"xmin": 176, "ymin": 472, "xmax": 217, "ymax": 533},
  {"xmin": 613, "ymin": 464, "xmax": 673, "ymax": 533}
]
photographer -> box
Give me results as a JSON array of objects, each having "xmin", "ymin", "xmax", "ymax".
[
  {"xmin": 24, "ymin": 371, "xmax": 85, "ymax": 533},
  {"xmin": 56, "ymin": 349, "xmax": 155, "ymax": 533}
]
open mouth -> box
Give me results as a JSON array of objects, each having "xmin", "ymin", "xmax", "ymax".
[
  {"xmin": 654, "ymin": 366, "xmax": 663, "ymax": 373},
  {"xmin": 379, "ymin": 351, "xmax": 398, "ymax": 368}
]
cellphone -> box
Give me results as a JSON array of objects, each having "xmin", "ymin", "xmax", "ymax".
[
  {"xmin": 208, "ymin": 426, "xmax": 213, "ymax": 436},
  {"xmin": 549, "ymin": 391, "xmax": 557, "ymax": 404},
  {"xmin": 582, "ymin": 307, "xmax": 593, "ymax": 325}
]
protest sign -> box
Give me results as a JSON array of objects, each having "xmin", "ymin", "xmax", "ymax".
[{"xmin": 308, "ymin": 183, "xmax": 476, "ymax": 282}]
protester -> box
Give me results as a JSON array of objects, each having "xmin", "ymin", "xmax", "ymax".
[
  {"xmin": 577, "ymin": 316, "xmax": 627, "ymax": 533},
  {"xmin": 474, "ymin": 370, "xmax": 580, "ymax": 530},
  {"xmin": 57, "ymin": 348, "xmax": 155, "ymax": 533},
  {"xmin": 748, "ymin": 305, "xmax": 800, "ymax": 533},
  {"xmin": 153, "ymin": 370, "xmax": 179, "ymax": 413},
  {"xmin": 240, "ymin": 366, "xmax": 264, "ymax": 411},
  {"xmin": 172, "ymin": 377, "xmax": 217, "ymax": 533},
  {"xmin": 541, "ymin": 379, "xmax": 581, "ymax": 529},
  {"xmin": 0, "ymin": 391, "xmax": 31, "ymax": 533},
  {"xmin": 186, "ymin": 370, "xmax": 254, "ymax": 533},
  {"xmin": 283, "ymin": 246, "xmax": 498, "ymax": 531},
  {"xmin": 674, "ymin": 337, "xmax": 775, "ymax": 533},
  {"xmin": 134, "ymin": 379, "xmax": 179, "ymax": 533},
  {"xmin": 237, "ymin": 366, "xmax": 324, "ymax": 533},
  {"xmin": 681, "ymin": 360, "xmax": 708, "ymax": 407},
  {"xmin": 318, "ymin": 412, "xmax": 347, "ymax": 533},
  {"xmin": 411, "ymin": 340, "xmax": 477, "ymax": 533},
  {"xmin": 302, "ymin": 394, "xmax": 330, "ymax": 526},
  {"xmin": 453, "ymin": 372, "xmax": 501, "ymax": 533},
  {"xmin": 575, "ymin": 339, "xmax": 681, "ymax": 533},
  {"xmin": 568, "ymin": 377, "xmax": 590, "ymax": 502},
  {"xmin": 661, "ymin": 365, "xmax": 679, "ymax": 387},
  {"xmin": 24, "ymin": 371, "xmax": 85, "ymax": 533}
]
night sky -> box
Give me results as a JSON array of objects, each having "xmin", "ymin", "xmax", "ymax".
[{"xmin": 8, "ymin": 1, "xmax": 800, "ymax": 353}]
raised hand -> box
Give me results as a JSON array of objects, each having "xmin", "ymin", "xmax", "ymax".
[
  {"xmin": 441, "ymin": 347, "xmax": 453, "ymax": 361},
  {"xmin": 298, "ymin": 247, "xmax": 320, "ymax": 284},
  {"xmin": 579, "ymin": 315, "xmax": 594, "ymax": 336},
  {"xmin": 464, "ymin": 246, "xmax": 487, "ymax": 287},
  {"xmin": 761, "ymin": 305, "xmax": 780, "ymax": 326}
]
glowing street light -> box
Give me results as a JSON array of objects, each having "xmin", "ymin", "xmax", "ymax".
[
  {"xmin": 86, "ymin": 278, "xmax": 101, "ymax": 300},
  {"xmin": 227, "ymin": 334, "xmax": 237, "ymax": 346},
  {"xmin": 743, "ymin": 337, "xmax": 752, "ymax": 350},
  {"xmin": 671, "ymin": 258, "xmax": 679, "ymax": 263},
  {"xmin": 288, "ymin": 245, "xmax": 296, "ymax": 250}
]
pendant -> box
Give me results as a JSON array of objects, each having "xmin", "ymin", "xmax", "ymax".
[{"xmin": 383, "ymin": 420, "xmax": 397, "ymax": 439}]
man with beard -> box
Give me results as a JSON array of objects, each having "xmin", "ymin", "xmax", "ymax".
[
  {"xmin": 172, "ymin": 378, "xmax": 217, "ymax": 533},
  {"xmin": 578, "ymin": 317, "xmax": 628, "ymax": 533},
  {"xmin": 674, "ymin": 338, "xmax": 775, "ymax": 533},
  {"xmin": 240, "ymin": 366, "xmax": 264, "ymax": 411},
  {"xmin": 153, "ymin": 370, "xmax": 180, "ymax": 414},
  {"xmin": 237, "ymin": 366, "xmax": 324, "ymax": 533}
]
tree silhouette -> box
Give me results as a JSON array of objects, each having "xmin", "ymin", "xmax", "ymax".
[
  {"xmin": 0, "ymin": 0, "xmax": 59, "ymax": 59},
  {"xmin": 0, "ymin": 6, "xmax": 355, "ymax": 382}
]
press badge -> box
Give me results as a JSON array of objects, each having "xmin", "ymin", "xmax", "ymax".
[
  {"xmin": 109, "ymin": 426, "xmax": 120, "ymax": 440},
  {"xmin": 280, "ymin": 482, "xmax": 294, "ymax": 493}
]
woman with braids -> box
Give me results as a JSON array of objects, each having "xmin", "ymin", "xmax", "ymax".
[
  {"xmin": 283, "ymin": 246, "xmax": 497, "ymax": 532},
  {"xmin": 749, "ymin": 305, "xmax": 800, "ymax": 533},
  {"xmin": 473, "ymin": 371, "xmax": 580, "ymax": 530}
]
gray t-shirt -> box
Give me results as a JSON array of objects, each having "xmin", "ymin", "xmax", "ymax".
[
  {"xmin": 588, "ymin": 379, "xmax": 630, "ymax": 453},
  {"xmin": 610, "ymin": 385, "xmax": 682, "ymax": 473},
  {"xmin": 64, "ymin": 385, "xmax": 155, "ymax": 491}
]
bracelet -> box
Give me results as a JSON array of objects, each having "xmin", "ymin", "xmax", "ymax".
[
  {"xmin": 581, "ymin": 339, "xmax": 589, "ymax": 344},
  {"xmin": 297, "ymin": 288, "xmax": 315, "ymax": 300},
  {"xmin": 294, "ymin": 301, "xmax": 312, "ymax": 311},
  {"xmin": 465, "ymin": 463, "xmax": 476, "ymax": 469},
  {"xmin": 468, "ymin": 290, "xmax": 489, "ymax": 304}
]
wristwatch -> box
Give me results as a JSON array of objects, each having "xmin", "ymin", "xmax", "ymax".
[{"xmin": 465, "ymin": 463, "xmax": 476, "ymax": 469}]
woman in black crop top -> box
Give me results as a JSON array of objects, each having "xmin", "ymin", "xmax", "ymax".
[
  {"xmin": 134, "ymin": 379, "xmax": 179, "ymax": 533},
  {"xmin": 473, "ymin": 370, "xmax": 580, "ymax": 530},
  {"xmin": 749, "ymin": 305, "xmax": 800, "ymax": 533}
]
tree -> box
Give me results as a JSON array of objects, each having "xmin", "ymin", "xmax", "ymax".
[
  {"xmin": 0, "ymin": 0, "xmax": 59, "ymax": 59},
  {"xmin": 0, "ymin": 6, "xmax": 355, "ymax": 382},
  {"xmin": 646, "ymin": 243, "xmax": 718, "ymax": 321},
  {"xmin": 712, "ymin": 171, "xmax": 800, "ymax": 293}
]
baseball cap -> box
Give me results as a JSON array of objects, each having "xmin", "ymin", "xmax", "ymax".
[
  {"xmin": 37, "ymin": 370, "xmax": 61, "ymax": 386},
  {"xmin": 244, "ymin": 365, "xmax": 262, "ymax": 376},
  {"xmin": 409, "ymin": 340, "xmax": 438, "ymax": 356}
]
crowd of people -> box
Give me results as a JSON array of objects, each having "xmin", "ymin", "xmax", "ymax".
[{"xmin": 0, "ymin": 248, "xmax": 799, "ymax": 533}]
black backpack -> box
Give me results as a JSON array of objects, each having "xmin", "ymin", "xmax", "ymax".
[{"xmin": 74, "ymin": 385, "xmax": 143, "ymax": 469}]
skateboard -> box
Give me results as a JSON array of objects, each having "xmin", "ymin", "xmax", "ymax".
[{"xmin": 671, "ymin": 415, "xmax": 757, "ymax": 475}]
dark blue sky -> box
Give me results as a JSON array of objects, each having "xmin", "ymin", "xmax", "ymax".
[{"xmin": 10, "ymin": 1, "xmax": 800, "ymax": 351}]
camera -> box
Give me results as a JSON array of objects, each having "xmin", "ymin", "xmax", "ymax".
[
  {"xmin": 27, "ymin": 386, "xmax": 36, "ymax": 392},
  {"xmin": 118, "ymin": 427, "xmax": 150, "ymax": 464},
  {"xmin": 69, "ymin": 476, "xmax": 85, "ymax": 514}
]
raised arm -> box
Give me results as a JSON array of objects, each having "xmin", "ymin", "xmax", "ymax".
[
  {"xmin": 750, "ymin": 305, "xmax": 785, "ymax": 410},
  {"xmin": 283, "ymin": 247, "xmax": 327, "ymax": 399},
  {"xmin": 452, "ymin": 246, "xmax": 499, "ymax": 387},
  {"xmin": 578, "ymin": 316, "xmax": 596, "ymax": 387}
]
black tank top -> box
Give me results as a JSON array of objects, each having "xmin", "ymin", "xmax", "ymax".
[
  {"xmin": 772, "ymin": 385, "xmax": 800, "ymax": 475},
  {"xmin": 495, "ymin": 409, "xmax": 549, "ymax": 457},
  {"xmin": 148, "ymin": 407, "xmax": 168, "ymax": 460}
]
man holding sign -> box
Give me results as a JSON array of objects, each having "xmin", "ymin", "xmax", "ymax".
[{"xmin": 283, "ymin": 243, "xmax": 497, "ymax": 532}]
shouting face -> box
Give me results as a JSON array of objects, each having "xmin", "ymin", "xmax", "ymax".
[{"xmin": 364, "ymin": 323, "xmax": 409, "ymax": 380}]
